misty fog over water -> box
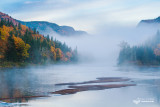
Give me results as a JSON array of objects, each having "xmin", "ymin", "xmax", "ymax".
[
  {"xmin": 1, "ymin": 62, "xmax": 160, "ymax": 107},
  {"xmin": 43, "ymin": 24, "xmax": 159, "ymax": 65},
  {"xmin": 1, "ymin": 0, "xmax": 160, "ymax": 106},
  {"xmin": 1, "ymin": 24, "xmax": 160, "ymax": 107}
]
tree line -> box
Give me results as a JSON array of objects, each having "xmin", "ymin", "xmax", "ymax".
[
  {"xmin": 118, "ymin": 31, "xmax": 160, "ymax": 66},
  {"xmin": 0, "ymin": 19, "xmax": 78, "ymax": 65}
]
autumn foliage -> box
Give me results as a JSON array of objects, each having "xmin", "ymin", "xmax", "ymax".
[{"xmin": 0, "ymin": 19, "xmax": 78, "ymax": 65}]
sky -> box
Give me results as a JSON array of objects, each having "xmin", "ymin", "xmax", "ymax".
[{"xmin": 0, "ymin": 0, "xmax": 160, "ymax": 32}]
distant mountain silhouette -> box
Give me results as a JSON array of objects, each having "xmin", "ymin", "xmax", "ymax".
[
  {"xmin": 19, "ymin": 21, "xmax": 87, "ymax": 36},
  {"xmin": 138, "ymin": 16, "xmax": 160, "ymax": 28},
  {"xmin": 0, "ymin": 12, "xmax": 87, "ymax": 36}
]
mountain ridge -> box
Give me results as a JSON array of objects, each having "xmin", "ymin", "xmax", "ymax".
[
  {"xmin": 0, "ymin": 12, "xmax": 19, "ymax": 26},
  {"xmin": 0, "ymin": 12, "xmax": 78, "ymax": 67},
  {"xmin": 18, "ymin": 20, "xmax": 87, "ymax": 36},
  {"xmin": 0, "ymin": 12, "xmax": 87, "ymax": 36},
  {"xmin": 138, "ymin": 16, "xmax": 160, "ymax": 27}
]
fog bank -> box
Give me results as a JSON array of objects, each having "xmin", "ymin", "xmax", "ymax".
[{"xmin": 43, "ymin": 24, "xmax": 159, "ymax": 66}]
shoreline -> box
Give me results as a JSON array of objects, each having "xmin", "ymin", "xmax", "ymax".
[
  {"xmin": 0, "ymin": 61, "xmax": 77, "ymax": 69},
  {"xmin": 118, "ymin": 63, "xmax": 160, "ymax": 68}
]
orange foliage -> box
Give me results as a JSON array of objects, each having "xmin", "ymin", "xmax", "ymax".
[
  {"xmin": 56, "ymin": 48, "xmax": 63, "ymax": 60},
  {"xmin": 61, "ymin": 57, "xmax": 68, "ymax": 62},
  {"xmin": 51, "ymin": 46, "xmax": 56, "ymax": 61},
  {"xmin": 32, "ymin": 34, "xmax": 44, "ymax": 41},
  {"xmin": 0, "ymin": 21, "xmax": 74, "ymax": 63},
  {"xmin": 0, "ymin": 25, "xmax": 13, "ymax": 40},
  {"xmin": 18, "ymin": 25, "xmax": 29, "ymax": 36},
  {"xmin": 66, "ymin": 52, "xmax": 72, "ymax": 58},
  {"xmin": 21, "ymin": 25, "xmax": 28, "ymax": 31}
]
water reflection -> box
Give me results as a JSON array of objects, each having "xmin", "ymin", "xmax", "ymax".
[
  {"xmin": 0, "ymin": 64, "xmax": 160, "ymax": 107},
  {"xmin": 0, "ymin": 68, "xmax": 46, "ymax": 103},
  {"xmin": 139, "ymin": 79, "xmax": 160, "ymax": 104}
]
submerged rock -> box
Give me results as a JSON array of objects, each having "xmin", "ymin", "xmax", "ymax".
[{"xmin": 55, "ymin": 77, "xmax": 130, "ymax": 86}]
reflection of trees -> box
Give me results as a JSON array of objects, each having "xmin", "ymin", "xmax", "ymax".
[
  {"xmin": 0, "ymin": 68, "xmax": 39, "ymax": 103},
  {"xmin": 149, "ymin": 79, "xmax": 160, "ymax": 103},
  {"xmin": 140, "ymin": 79, "xmax": 160, "ymax": 104},
  {"xmin": 0, "ymin": 89, "xmax": 29, "ymax": 103}
]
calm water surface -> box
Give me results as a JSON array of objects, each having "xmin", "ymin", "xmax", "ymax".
[{"xmin": 0, "ymin": 62, "xmax": 160, "ymax": 107}]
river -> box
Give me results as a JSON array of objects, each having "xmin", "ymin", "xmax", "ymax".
[
  {"xmin": 0, "ymin": 28, "xmax": 160, "ymax": 107},
  {"xmin": 0, "ymin": 61, "xmax": 160, "ymax": 107}
]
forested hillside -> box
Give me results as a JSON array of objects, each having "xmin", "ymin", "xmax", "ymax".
[
  {"xmin": 0, "ymin": 12, "xmax": 87, "ymax": 36},
  {"xmin": 0, "ymin": 19, "xmax": 77, "ymax": 67},
  {"xmin": 118, "ymin": 31, "xmax": 160, "ymax": 66},
  {"xmin": 138, "ymin": 16, "xmax": 160, "ymax": 27}
]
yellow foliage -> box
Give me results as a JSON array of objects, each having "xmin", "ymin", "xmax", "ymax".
[
  {"xmin": 22, "ymin": 44, "xmax": 30, "ymax": 57},
  {"xmin": 0, "ymin": 25, "xmax": 13, "ymax": 40},
  {"xmin": 13, "ymin": 36, "xmax": 30, "ymax": 58},
  {"xmin": 56, "ymin": 48, "xmax": 63, "ymax": 60},
  {"xmin": 51, "ymin": 46, "xmax": 55, "ymax": 53}
]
